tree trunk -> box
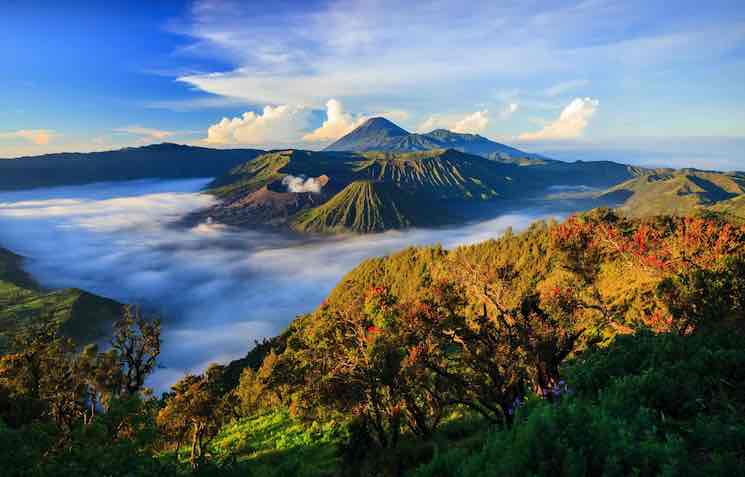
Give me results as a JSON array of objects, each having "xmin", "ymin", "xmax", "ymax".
[{"xmin": 190, "ymin": 423, "xmax": 199, "ymax": 470}]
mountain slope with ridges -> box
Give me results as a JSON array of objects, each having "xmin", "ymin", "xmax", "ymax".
[
  {"xmin": 353, "ymin": 149, "xmax": 508, "ymax": 199},
  {"xmin": 292, "ymin": 181, "xmax": 418, "ymax": 233}
]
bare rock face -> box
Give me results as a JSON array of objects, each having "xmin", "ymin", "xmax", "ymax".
[{"xmin": 204, "ymin": 175, "xmax": 334, "ymax": 227}]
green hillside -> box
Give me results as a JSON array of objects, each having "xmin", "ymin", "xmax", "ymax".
[
  {"xmin": 292, "ymin": 181, "xmax": 419, "ymax": 233},
  {"xmin": 203, "ymin": 147, "xmax": 643, "ymax": 233},
  {"xmin": 602, "ymin": 169, "xmax": 745, "ymax": 217},
  {"xmin": 207, "ymin": 150, "xmax": 357, "ymax": 199},
  {"xmin": 711, "ymin": 194, "xmax": 745, "ymax": 220},
  {"xmin": 3, "ymin": 212, "xmax": 745, "ymax": 475},
  {"xmin": 0, "ymin": 247, "xmax": 124, "ymax": 350}
]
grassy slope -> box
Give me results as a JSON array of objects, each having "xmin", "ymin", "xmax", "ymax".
[
  {"xmin": 603, "ymin": 170, "xmax": 745, "ymax": 217},
  {"xmin": 207, "ymin": 151, "xmax": 293, "ymax": 199},
  {"xmin": 208, "ymin": 150, "xmax": 359, "ymax": 199},
  {"xmin": 711, "ymin": 194, "xmax": 745, "ymax": 221},
  {"xmin": 0, "ymin": 248, "xmax": 124, "ymax": 350},
  {"xmin": 163, "ymin": 409, "xmax": 346, "ymax": 477}
]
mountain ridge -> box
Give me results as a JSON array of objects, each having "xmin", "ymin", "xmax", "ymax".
[
  {"xmin": 325, "ymin": 117, "xmax": 548, "ymax": 163},
  {"xmin": 202, "ymin": 147, "xmax": 643, "ymax": 233},
  {"xmin": 0, "ymin": 143, "xmax": 264, "ymax": 190}
]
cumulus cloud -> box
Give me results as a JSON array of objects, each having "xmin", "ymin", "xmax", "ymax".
[
  {"xmin": 0, "ymin": 129, "xmax": 56, "ymax": 145},
  {"xmin": 519, "ymin": 97, "xmax": 599, "ymax": 141},
  {"xmin": 376, "ymin": 110, "xmax": 410, "ymax": 123},
  {"xmin": 114, "ymin": 125, "xmax": 175, "ymax": 141},
  {"xmin": 302, "ymin": 99, "xmax": 366, "ymax": 142},
  {"xmin": 452, "ymin": 110, "xmax": 489, "ymax": 133},
  {"xmin": 417, "ymin": 110, "xmax": 490, "ymax": 134},
  {"xmin": 205, "ymin": 105, "xmax": 311, "ymax": 147},
  {"xmin": 281, "ymin": 175, "xmax": 324, "ymax": 193},
  {"xmin": 0, "ymin": 179, "xmax": 582, "ymax": 390}
]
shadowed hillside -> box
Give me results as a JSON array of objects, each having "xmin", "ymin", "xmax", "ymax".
[
  {"xmin": 0, "ymin": 143, "xmax": 264, "ymax": 190},
  {"xmin": 0, "ymin": 247, "xmax": 124, "ymax": 349}
]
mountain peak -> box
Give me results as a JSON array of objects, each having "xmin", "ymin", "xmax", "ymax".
[
  {"xmin": 355, "ymin": 117, "xmax": 409, "ymax": 136},
  {"xmin": 325, "ymin": 117, "xmax": 409, "ymax": 152},
  {"xmin": 325, "ymin": 116, "xmax": 541, "ymax": 162}
]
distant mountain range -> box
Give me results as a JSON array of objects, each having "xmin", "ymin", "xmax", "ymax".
[
  {"xmin": 201, "ymin": 145, "xmax": 643, "ymax": 233},
  {"xmin": 2, "ymin": 117, "xmax": 742, "ymax": 233},
  {"xmin": 0, "ymin": 143, "xmax": 263, "ymax": 190},
  {"xmin": 325, "ymin": 117, "xmax": 549, "ymax": 164}
]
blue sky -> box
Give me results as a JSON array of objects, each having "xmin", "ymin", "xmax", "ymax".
[{"xmin": 1, "ymin": 0, "xmax": 744, "ymax": 169}]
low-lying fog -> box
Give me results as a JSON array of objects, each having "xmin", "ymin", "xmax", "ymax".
[{"xmin": 0, "ymin": 179, "xmax": 592, "ymax": 390}]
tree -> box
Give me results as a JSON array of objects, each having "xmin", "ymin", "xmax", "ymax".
[
  {"xmin": 110, "ymin": 306, "xmax": 160, "ymax": 396},
  {"xmin": 552, "ymin": 213, "xmax": 745, "ymax": 334},
  {"xmin": 157, "ymin": 364, "xmax": 231, "ymax": 470},
  {"xmin": 274, "ymin": 287, "xmax": 451, "ymax": 449},
  {"xmin": 236, "ymin": 349, "xmax": 280, "ymax": 417}
]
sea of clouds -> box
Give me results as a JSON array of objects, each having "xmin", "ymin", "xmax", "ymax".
[{"xmin": 0, "ymin": 179, "xmax": 579, "ymax": 390}]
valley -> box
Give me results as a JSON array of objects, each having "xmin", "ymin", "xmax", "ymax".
[
  {"xmin": 0, "ymin": 177, "xmax": 601, "ymax": 390},
  {"xmin": 3, "ymin": 2, "xmax": 743, "ymax": 474}
]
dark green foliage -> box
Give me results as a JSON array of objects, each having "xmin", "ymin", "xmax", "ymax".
[{"xmin": 410, "ymin": 331, "xmax": 745, "ymax": 477}]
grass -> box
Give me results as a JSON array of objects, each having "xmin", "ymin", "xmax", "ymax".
[
  {"xmin": 162, "ymin": 409, "xmax": 347, "ymax": 477},
  {"xmin": 602, "ymin": 170, "xmax": 745, "ymax": 217},
  {"xmin": 0, "ymin": 247, "xmax": 123, "ymax": 350}
]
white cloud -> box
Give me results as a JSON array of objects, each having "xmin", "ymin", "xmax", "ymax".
[
  {"xmin": 376, "ymin": 110, "xmax": 410, "ymax": 123},
  {"xmin": 498, "ymin": 103, "xmax": 519, "ymax": 120},
  {"xmin": 303, "ymin": 99, "xmax": 366, "ymax": 142},
  {"xmin": 205, "ymin": 105, "xmax": 311, "ymax": 147},
  {"xmin": 417, "ymin": 110, "xmax": 489, "ymax": 134},
  {"xmin": 452, "ymin": 110, "xmax": 489, "ymax": 133},
  {"xmin": 0, "ymin": 129, "xmax": 56, "ymax": 145},
  {"xmin": 173, "ymin": 1, "xmax": 744, "ymax": 116},
  {"xmin": 415, "ymin": 115, "xmax": 445, "ymax": 133},
  {"xmin": 519, "ymin": 97, "xmax": 599, "ymax": 141},
  {"xmin": 282, "ymin": 175, "xmax": 324, "ymax": 193},
  {"xmin": 543, "ymin": 79, "xmax": 589, "ymax": 97},
  {"xmin": 114, "ymin": 125, "xmax": 175, "ymax": 141}
]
